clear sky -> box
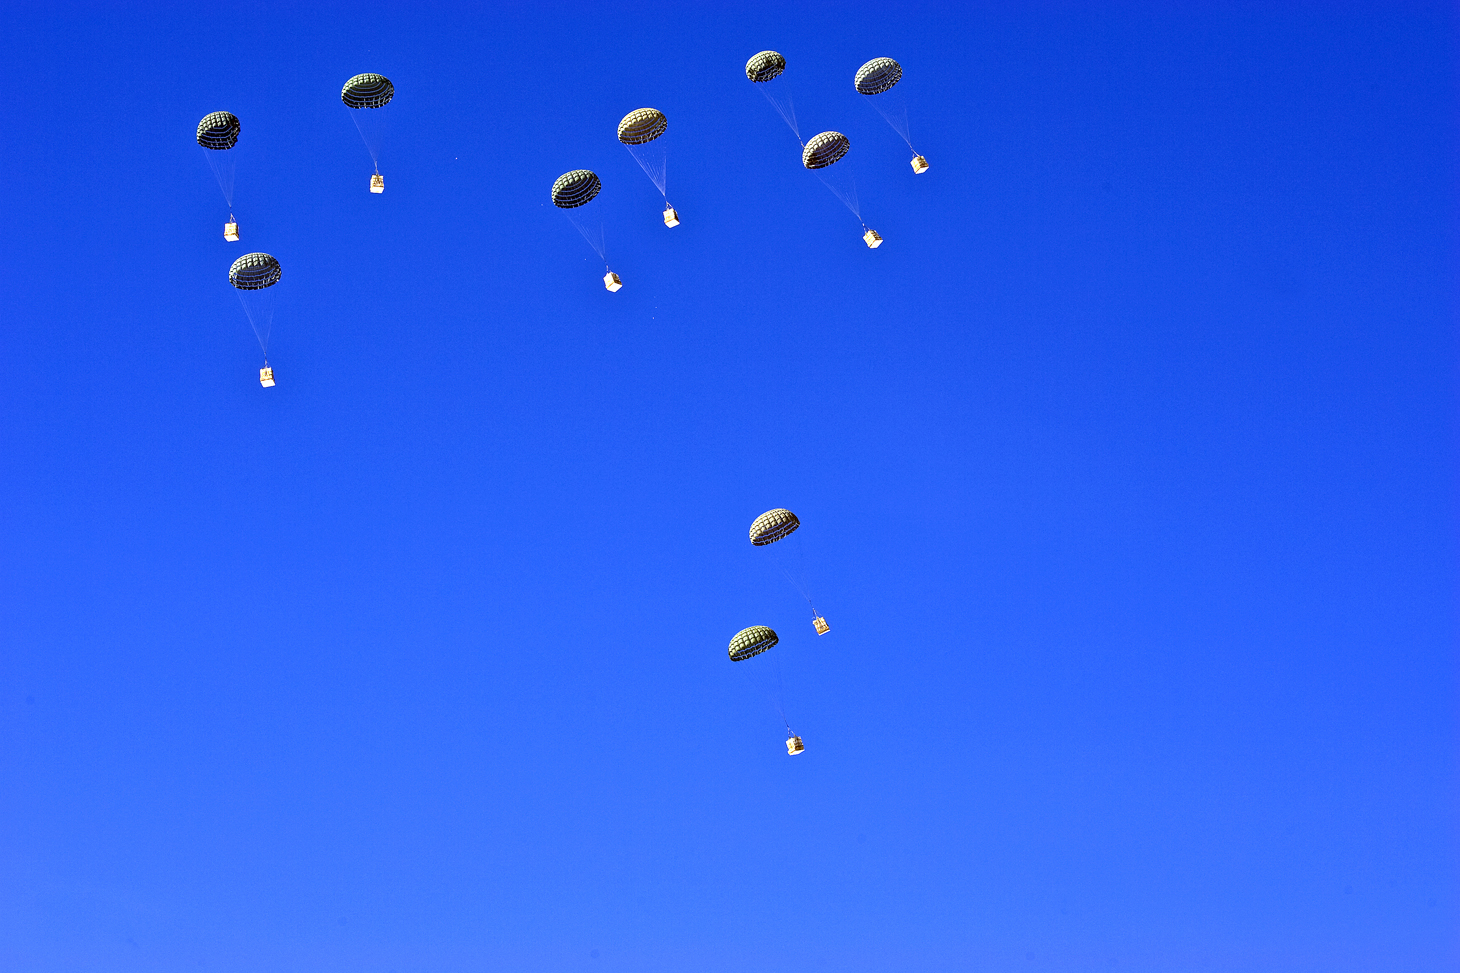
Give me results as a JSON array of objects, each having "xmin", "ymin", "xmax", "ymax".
[{"xmin": 0, "ymin": 3, "xmax": 1455, "ymax": 971}]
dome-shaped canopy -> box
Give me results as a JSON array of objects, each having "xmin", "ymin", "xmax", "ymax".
[
  {"xmin": 618, "ymin": 108, "xmax": 667, "ymax": 145},
  {"xmin": 728, "ymin": 625, "xmax": 779, "ymax": 662},
  {"xmin": 745, "ymin": 50, "xmax": 787, "ymax": 83},
  {"xmin": 749, "ymin": 508, "xmax": 800, "ymax": 546},
  {"xmin": 229, "ymin": 253, "xmax": 281, "ymax": 290},
  {"xmin": 196, "ymin": 111, "xmax": 239, "ymax": 150},
  {"xmin": 551, "ymin": 169, "xmax": 601, "ymax": 209},
  {"xmin": 854, "ymin": 57, "xmax": 902, "ymax": 95},
  {"xmin": 802, "ymin": 131, "xmax": 850, "ymax": 169},
  {"xmin": 341, "ymin": 73, "xmax": 394, "ymax": 109}
]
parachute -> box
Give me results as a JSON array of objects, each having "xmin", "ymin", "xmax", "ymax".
[
  {"xmin": 551, "ymin": 169, "xmax": 601, "ymax": 209},
  {"xmin": 552, "ymin": 170, "xmax": 622, "ymax": 291},
  {"xmin": 228, "ymin": 253, "xmax": 282, "ymax": 386},
  {"xmin": 618, "ymin": 108, "xmax": 679, "ymax": 226},
  {"xmin": 745, "ymin": 50, "xmax": 800, "ymax": 142},
  {"xmin": 750, "ymin": 508, "xmax": 829, "ymax": 635},
  {"xmin": 854, "ymin": 57, "xmax": 928, "ymax": 174},
  {"xmin": 745, "ymin": 50, "xmax": 787, "ymax": 83},
  {"xmin": 342, "ymin": 73, "xmax": 394, "ymax": 192},
  {"xmin": 802, "ymin": 131, "xmax": 882, "ymax": 248},
  {"xmin": 196, "ymin": 111, "xmax": 241, "ymax": 240},
  {"xmin": 729, "ymin": 625, "xmax": 779, "ymax": 662},
  {"xmin": 749, "ymin": 508, "xmax": 800, "ymax": 545},
  {"xmin": 727, "ymin": 625, "xmax": 803, "ymax": 754},
  {"xmin": 802, "ymin": 131, "xmax": 850, "ymax": 169}
]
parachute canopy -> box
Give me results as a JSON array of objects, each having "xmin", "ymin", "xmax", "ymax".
[
  {"xmin": 197, "ymin": 111, "xmax": 240, "ymax": 150},
  {"xmin": 750, "ymin": 508, "xmax": 801, "ymax": 546},
  {"xmin": 803, "ymin": 131, "xmax": 850, "ymax": 170},
  {"xmin": 552, "ymin": 169, "xmax": 601, "ymax": 209},
  {"xmin": 746, "ymin": 50, "xmax": 787, "ymax": 83},
  {"xmin": 342, "ymin": 74, "xmax": 394, "ymax": 109},
  {"xmin": 229, "ymin": 253, "xmax": 281, "ymax": 290},
  {"xmin": 729, "ymin": 625, "xmax": 779, "ymax": 662},
  {"xmin": 618, "ymin": 108, "xmax": 667, "ymax": 145},
  {"xmin": 855, "ymin": 57, "xmax": 903, "ymax": 95}
]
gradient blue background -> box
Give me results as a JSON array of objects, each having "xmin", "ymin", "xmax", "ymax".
[{"xmin": 0, "ymin": 3, "xmax": 1455, "ymax": 971}]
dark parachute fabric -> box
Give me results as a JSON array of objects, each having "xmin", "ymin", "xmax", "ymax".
[
  {"xmin": 341, "ymin": 74, "xmax": 395, "ymax": 109},
  {"xmin": 745, "ymin": 50, "xmax": 787, "ymax": 83},
  {"xmin": 552, "ymin": 170, "xmax": 602, "ymax": 209},
  {"xmin": 802, "ymin": 131, "xmax": 850, "ymax": 169},
  {"xmin": 229, "ymin": 253, "xmax": 282, "ymax": 290},
  {"xmin": 855, "ymin": 58, "xmax": 903, "ymax": 95},
  {"xmin": 196, "ymin": 111, "xmax": 240, "ymax": 150}
]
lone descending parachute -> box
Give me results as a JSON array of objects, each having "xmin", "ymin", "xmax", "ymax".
[
  {"xmin": 196, "ymin": 111, "xmax": 241, "ymax": 241},
  {"xmin": 744, "ymin": 50, "xmax": 800, "ymax": 143},
  {"xmin": 618, "ymin": 108, "xmax": 679, "ymax": 227},
  {"xmin": 552, "ymin": 170, "xmax": 622, "ymax": 292},
  {"xmin": 727, "ymin": 625, "xmax": 804, "ymax": 755},
  {"xmin": 342, "ymin": 73, "xmax": 394, "ymax": 193},
  {"xmin": 196, "ymin": 111, "xmax": 239, "ymax": 150},
  {"xmin": 750, "ymin": 508, "xmax": 800, "ymax": 545},
  {"xmin": 228, "ymin": 253, "xmax": 282, "ymax": 387},
  {"xmin": 802, "ymin": 131, "xmax": 882, "ymax": 248},
  {"xmin": 854, "ymin": 57, "xmax": 929, "ymax": 174},
  {"xmin": 750, "ymin": 508, "xmax": 829, "ymax": 635}
]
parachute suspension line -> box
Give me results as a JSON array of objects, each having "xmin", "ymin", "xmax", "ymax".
[
  {"xmin": 736, "ymin": 662, "xmax": 790, "ymax": 734},
  {"xmin": 759, "ymin": 84, "xmax": 801, "ymax": 144}
]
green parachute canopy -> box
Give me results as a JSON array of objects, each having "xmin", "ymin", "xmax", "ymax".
[
  {"xmin": 196, "ymin": 111, "xmax": 239, "ymax": 150},
  {"xmin": 745, "ymin": 50, "xmax": 787, "ymax": 83},
  {"xmin": 729, "ymin": 625, "xmax": 779, "ymax": 662},
  {"xmin": 803, "ymin": 131, "xmax": 850, "ymax": 170},
  {"xmin": 855, "ymin": 57, "xmax": 903, "ymax": 95},
  {"xmin": 229, "ymin": 253, "xmax": 281, "ymax": 290},
  {"xmin": 749, "ymin": 509, "xmax": 800, "ymax": 546},
  {"xmin": 552, "ymin": 169, "xmax": 601, "ymax": 209},
  {"xmin": 341, "ymin": 73, "xmax": 394, "ymax": 109},
  {"xmin": 618, "ymin": 108, "xmax": 667, "ymax": 145}
]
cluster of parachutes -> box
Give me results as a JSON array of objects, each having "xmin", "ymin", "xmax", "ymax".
[
  {"xmin": 550, "ymin": 52, "xmax": 929, "ymax": 290},
  {"xmin": 199, "ymin": 53, "xmax": 928, "ymax": 402},
  {"xmin": 196, "ymin": 73, "xmax": 394, "ymax": 387},
  {"xmin": 728, "ymin": 508, "xmax": 831, "ymax": 756}
]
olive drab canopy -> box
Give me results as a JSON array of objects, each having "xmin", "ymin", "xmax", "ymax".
[
  {"xmin": 552, "ymin": 169, "xmax": 601, "ymax": 209},
  {"xmin": 802, "ymin": 131, "xmax": 850, "ymax": 169},
  {"xmin": 745, "ymin": 50, "xmax": 787, "ymax": 83},
  {"xmin": 196, "ymin": 111, "xmax": 240, "ymax": 150},
  {"xmin": 729, "ymin": 625, "xmax": 779, "ymax": 662},
  {"xmin": 341, "ymin": 74, "xmax": 394, "ymax": 109},
  {"xmin": 229, "ymin": 253, "xmax": 281, "ymax": 290},
  {"xmin": 618, "ymin": 108, "xmax": 667, "ymax": 145},
  {"xmin": 749, "ymin": 509, "xmax": 801, "ymax": 546},
  {"xmin": 855, "ymin": 58, "xmax": 903, "ymax": 95}
]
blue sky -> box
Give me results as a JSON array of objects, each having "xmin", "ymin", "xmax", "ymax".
[{"xmin": 0, "ymin": 3, "xmax": 1454, "ymax": 971}]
